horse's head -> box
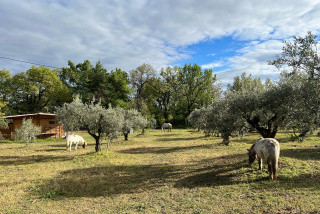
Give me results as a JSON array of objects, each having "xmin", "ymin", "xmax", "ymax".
[
  {"xmin": 247, "ymin": 144, "xmax": 256, "ymax": 164},
  {"xmin": 82, "ymin": 141, "xmax": 87, "ymax": 149}
]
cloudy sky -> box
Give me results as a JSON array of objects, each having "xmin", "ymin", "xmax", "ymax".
[{"xmin": 1, "ymin": 0, "xmax": 320, "ymax": 84}]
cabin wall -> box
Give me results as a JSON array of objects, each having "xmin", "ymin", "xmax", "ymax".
[
  {"xmin": 38, "ymin": 118, "xmax": 64, "ymax": 139},
  {"xmin": 0, "ymin": 115, "xmax": 64, "ymax": 140}
]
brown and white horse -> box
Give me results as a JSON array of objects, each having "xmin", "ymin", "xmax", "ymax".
[{"xmin": 248, "ymin": 138, "xmax": 280, "ymax": 180}]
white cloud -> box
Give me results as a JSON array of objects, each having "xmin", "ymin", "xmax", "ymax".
[
  {"xmin": 216, "ymin": 40, "xmax": 284, "ymax": 84},
  {"xmin": 201, "ymin": 61, "xmax": 224, "ymax": 69},
  {"xmin": 0, "ymin": 0, "xmax": 320, "ymax": 79}
]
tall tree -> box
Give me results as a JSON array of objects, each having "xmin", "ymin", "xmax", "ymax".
[
  {"xmin": 0, "ymin": 69, "xmax": 12, "ymax": 104},
  {"xmin": 176, "ymin": 64, "xmax": 218, "ymax": 119},
  {"xmin": 105, "ymin": 68, "xmax": 132, "ymax": 108},
  {"xmin": 8, "ymin": 66, "xmax": 71, "ymax": 114},
  {"xmin": 144, "ymin": 66, "xmax": 178, "ymax": 123},
  {"xmin": 130, "ymin": 63, "xmax": 156, "ymax": 115},
  {"xmin": 60, "ymin": 60, "xmax": 131, "ymax": 108}
]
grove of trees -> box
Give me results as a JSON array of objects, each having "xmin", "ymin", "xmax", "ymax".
[
  {"xmin": 188, "ymin": 32, "xmax": 320, "ymax": 144},
  {"xmin": 1, "ymin": 32, "xmax": 319, "ymax": 148}
]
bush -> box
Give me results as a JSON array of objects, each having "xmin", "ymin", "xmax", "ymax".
[{"xmin": 15, "ymin": 119, "xmax": 41, "ymax": 145}]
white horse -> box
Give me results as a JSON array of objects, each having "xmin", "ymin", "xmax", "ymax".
[
  {"xmin": 65, "ymin": 134, "xmax": 87, "ymax": 151},
  {"xmin": 248, "ymin": 138, "xmax": 280, "ymax": 180},
  {"xmin": 161, "ymin": 123, "xmax": 172, "ymax": 132}
]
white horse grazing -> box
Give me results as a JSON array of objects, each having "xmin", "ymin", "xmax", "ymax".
[
  {"xmin": 66, "ymin": 134, "xmax": 87, "ymax": 151},
  {"xmin": 248, "ymin": 138, "xmax": 280, "ymax": 180},
  {"xmin": 161, "ymin": 123, "xmax": 172, "ymax": 132}
]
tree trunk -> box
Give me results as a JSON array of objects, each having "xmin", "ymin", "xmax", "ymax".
[
  {"xmin": 245, "ymin": 116, "xmax": 278, "ymax": 138},
  {"xmin": 141, "ymin": 127, "xmax": 145, "ymax": 135},
  {"xmin": 124, "ymin": 132, "xmax": 129, "ymax": 141},
  {"xmin": 87, "ymin": 131, "xmax": 102, "ymax": 152},
  {"xmin": 106, "ymin": 139, "xmax": 111, "ymax": 151},
  {"xmin": 260, "ymin": 130, "xmax": 277, "ymax": 138},
  {"xmin": 222, "ymin": 133, "xmax": 230, "ymax": 146},
  {"xmin": 95, "ymin": 138, "xmax": 101, "ymax": 152},
  {"xmin": 164, "ymin": 109, "xmax": 169, "ymax": 122}
]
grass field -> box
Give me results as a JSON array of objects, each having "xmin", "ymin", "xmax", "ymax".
[{"xmin": 1, "ymin": 129, "xmax": 320, "ymax": 213}]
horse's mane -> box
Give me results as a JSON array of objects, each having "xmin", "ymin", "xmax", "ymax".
[{"xmin": 249, "ymin": 143, "xmax": 255, "ymax": 151}]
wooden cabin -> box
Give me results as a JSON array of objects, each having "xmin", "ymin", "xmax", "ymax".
[{"xmin": 0, "ymin": 113, "xmax": 64, "ymax": 139}]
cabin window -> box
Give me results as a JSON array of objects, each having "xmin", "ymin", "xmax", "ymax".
[{"xmin": 49, "ymin": 120, "xmax": 55, "ymax": 125}]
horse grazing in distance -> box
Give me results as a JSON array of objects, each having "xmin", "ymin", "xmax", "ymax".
[
  {"xmin": 247, "ymin": 138, "xmax": 280, "ymax": 180},
  {"xmin": 161, "ymin": 123, "xmax": 172, "ymax": 132},
  {"xmin": 65, "ymin": 134, "xmax": 87, "ymax": 151}
]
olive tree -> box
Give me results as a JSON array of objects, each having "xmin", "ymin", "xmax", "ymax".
[
  {"xmin": 188, "ymin": 98, "xmax": 245, "ymax": 145},
  {"xmin": 187, "ymin": 107, "xmax": 211, "ymax": 133},
  {"xmin": 269, "ymin": 32, "xmax": 320, "ymax": 138},
  {"xmin": 206, "ymin": 100, "xmax": 245, "ymax": 145},
  {"xmin": 148, "ymin": 118, "xmax": 157, "ymax": 130},
  {"xmin": 56, "ymin": 96, "xmax": 124, "ymax": 152},
  {"xmin": 15, "ymin": 119, "xmax": 41, "ymax": 146},
  {"xmin": 225, "ymin": 73, "xmax": 295, "ymax": 138},
  {"xmin": 117, "ymin": 108, "xmax": 147, "ymax": 141}
]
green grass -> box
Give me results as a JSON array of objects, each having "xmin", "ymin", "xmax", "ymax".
[{"xmin": 1, "ymin": 129, "xmax": 320, "ymax": 213}]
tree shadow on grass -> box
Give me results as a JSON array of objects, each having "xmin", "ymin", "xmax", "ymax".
[
  {"xmin": 48, "ymin": 144, "xmax": 67, "ymax": 148},
  {"xmin": 35, "ymin": 164, "xmax": 180, "ymax": 198},
  {"xmin": 35, "ymin": 153, "xmax": 249, "ymax": 199},
  {"xmin": 152, "ymin": 133, "xmax": 180, "ymax": 137},
  {"xmin": 118, "ymin": 144, "xmax": 213, "ymax": 154},
  {"xmin": 175, "ymin": 153, "xmax": 320, "ymax": 190},
  {"xmin": 230, "ymin": 135, "xmax": 295, "ymax": 145},
  {"xmin": 174, "ymin": 154, "xmax": 248, "ymax": 188},
  {"xmin": 33, "ymin": 152, "xmax": 320, "ymax": 199},
  {"xmin": 157, "ymin": 136, "xmax": 204, "ymax": 142},
  {"xmin": 0, "ymin": 155, "xmax": 73, "ymax": 166},
  {"xmin": 281, "ymin": 147, "xmax": 320, "ymax": 160},
  {"xmin": 230, "ymin": 138, "xmax": 255, "ymax": 144}
]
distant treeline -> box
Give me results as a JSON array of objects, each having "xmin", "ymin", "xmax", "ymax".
[{"xmin": 0, "ymin": 61, "xmax": 218, "ymax": 126}]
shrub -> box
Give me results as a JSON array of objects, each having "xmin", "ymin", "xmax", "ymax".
[{"xmin": 15, "ymin": 119, "xmax": 41, "ymax": 145}]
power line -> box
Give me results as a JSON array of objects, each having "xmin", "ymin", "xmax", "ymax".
[{"xmin": 0, "ymin": 56, "xmax": 58, "ymax": 69}]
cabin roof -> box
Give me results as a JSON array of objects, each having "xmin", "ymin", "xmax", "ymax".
[{"xmin": 4, "ymin": 113, "xmax": 56, "ymax": 119}]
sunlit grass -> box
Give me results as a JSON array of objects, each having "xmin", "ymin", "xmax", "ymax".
[{"xmin": 0, "ymin": 129, "xmax": 320, "ymax": 213}]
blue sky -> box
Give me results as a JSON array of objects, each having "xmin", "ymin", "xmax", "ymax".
[
  {"xmin": 179, "ymin": 36, "xmax": 246, "ymax": 71},
  {"xmin": 1, "ymin": 0, "xmax": 320, "ymax": 85}
]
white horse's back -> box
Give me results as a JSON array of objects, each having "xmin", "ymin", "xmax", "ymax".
[
  {"xmin": 161, "ymin": 123, "xmax": 172, "ymax": 132},
  {"xmin": 248, "ymin": 138, "xmax": 280, "ymax": 180},
  {"xmin": 66, "ymin": 134, "xmax": 86, "ymax": 151},
  {"xmin": 255, "ymin": 138, "xmax": 280, "ymax": 161}
]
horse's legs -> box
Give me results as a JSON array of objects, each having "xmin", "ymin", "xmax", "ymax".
[
  {"xmin": 75, "ymin": 142, "xmax": 78, "ymax": 150},
  {"xmin": 258, "ymin": 157, "xmax": 262, "ymax": 170},
  {"xmin": 69, "ymin": 142, "xmax": 72, "ymax": 151},
  {"xmin": 272, "ymin": 160, "xmax": 277, "ymax": 180},
  {"xmin": 267, "ymin": 162, "xmax": 273, "ymax": 180}
]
